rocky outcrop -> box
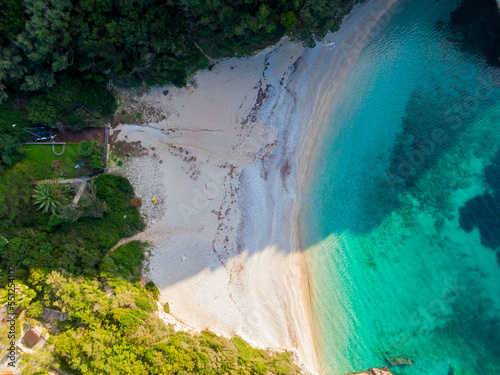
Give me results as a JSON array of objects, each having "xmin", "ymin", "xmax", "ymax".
[{"xmin": 347, "ymin": 367, "xmax": 393, "ymax": 375}]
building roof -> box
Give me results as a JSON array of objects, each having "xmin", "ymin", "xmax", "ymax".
[{"xmin": 24, "ymin": 328, "xmax": 40, "ymax": 347}]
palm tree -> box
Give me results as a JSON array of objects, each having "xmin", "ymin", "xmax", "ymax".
[{"xmin": 32, "ymin": 180, "xmax": 69, "ymax": 214}]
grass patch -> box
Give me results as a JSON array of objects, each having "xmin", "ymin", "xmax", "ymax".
[{"xmin": 22, "ymin": 144, "xmax": 81, "ymax": 179}]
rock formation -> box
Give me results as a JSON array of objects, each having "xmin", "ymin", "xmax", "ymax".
[
  {"xmin": 384, "ymin": 355, "xmax": 414, "ymax": 366},
  {"xmin": 347, "ymin": 367, "xmax": 393, "ymax": 375}
]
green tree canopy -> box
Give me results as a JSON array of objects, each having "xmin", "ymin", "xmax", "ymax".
[
  {"xmin": 0, "ymin": 133, "xmax": 23, "ymax": 167},
  {"xmin": 0, "ymin": 0, "xmax": 359, "ymax": 101},
  {"xmin": 0, "ymin": 163, "xmax": 32, "ymax": 220}
]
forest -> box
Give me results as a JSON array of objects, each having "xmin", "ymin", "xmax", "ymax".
[{"xmin": 0, "ymin": 0, "xmax": 360, "ymax": 97}]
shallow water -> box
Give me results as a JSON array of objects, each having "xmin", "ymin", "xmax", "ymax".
[{"xmin": 302, "ymin": 0, "xmax": 500, "ymax": 373}]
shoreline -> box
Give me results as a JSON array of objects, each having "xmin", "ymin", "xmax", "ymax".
[
  {"xmin": 291, "ymin": 0, "xmax": 403, "ymax": 371},
  {"xmin": 108, "ymin": 0, "xmax": 403, "ymax": 373}
]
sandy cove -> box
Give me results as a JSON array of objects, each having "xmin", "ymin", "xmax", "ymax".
[{"xmin": 108, "ymin": 0, "xmax": 401, "ymax": 373}]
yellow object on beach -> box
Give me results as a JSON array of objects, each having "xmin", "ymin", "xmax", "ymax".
[{"xmin": 151, "ymin": 197, "xmax": 158, "ymax": 204}]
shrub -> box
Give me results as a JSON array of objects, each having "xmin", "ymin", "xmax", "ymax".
[
  {"xmin": 163, "ymin": 302, "xmax": 170, "ymax": 314},
  {"xmin": 26, "ymin": 301, "xmax": 43, "ymax": 318},
  {"xmin": 145, "ymin": 281, "xmax": 160, "ymax": 301},
  {"xmin": 0, "ymin": 163, "xmax": 32, "ymax": 220},
  {"xmin": 93, "ymin": 174, "xmax": 144, "ymax": 238},
  {"xmin": 76, "ymin": 81, "xmax": 117, "ymax": 117},
  {"xmin": 130, "ymin": 197, "xmax": 142, "ymax": 207},
  {"xmin": 101, "ymin": 240, "xmax": 146, "ymax": 280},
  {"xmin": 110, "ymin": 308, "xmax": 148, "ymax": 334},
  {"xmin": 78, "ymin": 141, "xmax": 104, "ymax": 172},
  {"xmin": 95, "ymin": 174, "xmax": 135, "ymax": 210},
  {"xmin": 78, "ymin": 141, "xmax": 100, "ymax": 157},
  {"xmin": 51, "ymin": 160, "xmax": 62, "ymax": 170},
  {"xmin": 48, "ymin": 214, "xmax": 64, "ymax": 227},
  {"xmin": 27, "ymin": 96, "xmax": 60, "ymax": 126},
  {"xmin": 25, "ymin": 80, "xmax": 116, "ymax": 129},
  {"xmin": 67, "ymin": 115, "xmax": 86, "ymax": 129},
  {"xmin": 135, "ymin": 296, "xmax": 155, "ymax": 311}
]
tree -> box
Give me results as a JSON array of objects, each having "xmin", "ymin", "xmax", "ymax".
[
  {"xmin": 0, "ymin": 163, "xmax": 32, "ymax": 220},
  {"xmin": 45, "ymin": 271, "xmax": 108, "ymax": 327},
  {"xmin": 26, "ymin": 300, "xmax": 43, "ymax": 318},
  {"xmin": 0, "ymin": 0, "xmax": 25, "ymax": 37},
  {"xmin": 15, "ymin": 0, "xmax": 73, "ymax": 91},
  {"xmin": 0, "ymin": 102, "xmax": 29, "ymax": 134},
  {"xmin": 28, "ymin": 267, "xmax": 49, "ymax": 292},
  {"xmin": 281, "ymin": 11, "xmax": 298, "ymax": 30},
  {"xmin": 19, "ymin": 346, "xmax": 54, "ymax": 375},
  {"xmin": 1, "ymin": 0, "xmax": 361, "ymax": 106},
  {"xmin": 0, "ymin": 133, "xmax": 23, "ymax": 167},
  {"xmin": 26, "ymin": 95, "xmax": 60, "ymax": 126},
  {"xmin": 32, "ymin": 179, "xmax": 69, "ymax": 214}
]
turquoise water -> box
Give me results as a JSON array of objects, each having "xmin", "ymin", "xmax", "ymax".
[{"xmin": 302, "ymin": 0, "xmax": 500, "ymax": 374}]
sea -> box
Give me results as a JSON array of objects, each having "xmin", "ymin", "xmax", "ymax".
[{"xmin": 300, "ymin": 0, "xmax": 500, "ymax": 373}]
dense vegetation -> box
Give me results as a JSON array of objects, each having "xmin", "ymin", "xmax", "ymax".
[
  {"xmin": 47, "ymin": 241, "xmax": 300, "ymax": 375},
  {"xmin": 0, "ymin": 0, "xmax": 360, "ymax": 131},
  {"xmin": 0, "ymin": 173, "xmax": 143, "ymax": 275},
  {"xmin": 0, "ymin": 0, "xmax": 359, "ymax": 96},
  {"xmin": 0, "ymin": 166, "xmax": 300, "ymax": 373},
  {"xmin": 1, "ymin": 236, "xmax": 301, "ymax": 374}
]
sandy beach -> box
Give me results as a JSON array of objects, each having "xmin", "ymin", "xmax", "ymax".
[{"xmin": 108, "ymin": 0, "xmax": 401, "ymax": 372}]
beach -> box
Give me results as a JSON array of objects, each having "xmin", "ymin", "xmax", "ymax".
[{"xmin": 108, "ymin": 0, "xmax": 401, "ymax": 372}]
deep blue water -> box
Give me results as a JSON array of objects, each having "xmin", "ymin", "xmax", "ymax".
[{"xmin": 301, "ymin": 0, "xmax": 500, "ymax": 373}]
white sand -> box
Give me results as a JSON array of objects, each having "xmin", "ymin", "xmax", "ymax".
[{"xmin": 109, "ymin": 1, "xmax": 401, "ymax": 372}]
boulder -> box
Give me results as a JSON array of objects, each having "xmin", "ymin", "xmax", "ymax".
[{"xmin": 347, "ymin": 367, "xmax": 393, "ymax": 375}]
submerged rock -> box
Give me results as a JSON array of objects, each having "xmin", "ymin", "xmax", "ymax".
[
  {"xmin": 347, "ymin": 367, "xmax": 393, "ymax": 375},
  {"xmin": 448, "ymin": 364, "xmax": 469, "ymax": 375},
  {"xmin": 384, "ymin": 355, "xmax": 414, "ymax": 366}
]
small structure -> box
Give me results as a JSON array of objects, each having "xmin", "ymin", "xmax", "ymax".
[
  {"xmin": 23, "ymin": 328, "xmax": 41, "ymax": 347},
  {"xmin": 34, "ymin": 126, "xmax": 53, "ymax": 142},
  {"xmin": 39, "ymin": 308, "xmax": 69, "ymax": 321},
  {"xmin": 1, "ymin": 370, "xmax": 14, "ymax": 375}
]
